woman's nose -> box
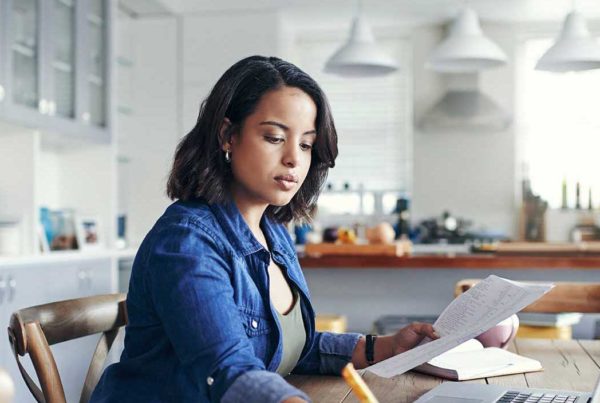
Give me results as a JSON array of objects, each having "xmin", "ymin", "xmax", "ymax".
[{"xmin": 282, "ymin": 144, "xmax": 300, "ymax": 167}]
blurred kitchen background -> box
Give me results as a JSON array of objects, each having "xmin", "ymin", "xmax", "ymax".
[{"xmin": 2, "ymin": 0, "xmax": 600, "ymax": 400}]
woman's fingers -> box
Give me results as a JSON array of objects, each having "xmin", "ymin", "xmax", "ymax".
[
  {"xmin": 409, "ymin": 322, "xmax": 440, "ymax": 339},
  {"xmin": 392, "ymin": 322, "xmax": 442, "ymax": 355}
]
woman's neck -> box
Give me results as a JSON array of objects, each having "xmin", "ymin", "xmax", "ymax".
[{"xmin": 230, "ymin": 189, "xmax": 268, "ymax": 237}]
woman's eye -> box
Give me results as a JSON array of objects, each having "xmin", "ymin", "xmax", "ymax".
[
  {"xmin": 300, "ymin": 143, "xmax": 313, "ymax": 151},
  {"xmin": 264, "ymin": 136, "xmax": 284, "ymax": 144}
]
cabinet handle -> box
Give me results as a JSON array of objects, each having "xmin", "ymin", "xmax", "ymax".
[
  {"xmin": 8, "ymin": 276, "xmax": 16, "ymax": 302},
  {"xmin": 48, "ymin": 101, "xmax": 56, "ymax": 116},
  {"xmin": 78, "ymin": 269, "xmax": 94, "ymax": 290},
  {"xmin": 82, "ymin": 112, "xmax": 91, "ymax": 123},
  {"xmin": 78, "ymin": 269, "xmax": 88, "ymax": 289},
  {"xmin": 0, "ymin": 85, "xmax": 5, "ymax": 102},
  {"xmin": 0, "ymin": 276, "xmax": 6, "ymax": 304},
  {"xmin": 39, "ymin": 99, "xmax": 49, "ymax": 114}
]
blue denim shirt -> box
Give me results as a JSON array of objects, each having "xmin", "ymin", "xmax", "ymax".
[{"xmin": 91, "ymin": 199, "xmax": 361, "ymax": 403}]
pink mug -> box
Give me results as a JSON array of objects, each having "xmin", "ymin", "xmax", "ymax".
[{"xmin": 475, "ymin": 314, "xmax": 520, "ymax": 349}]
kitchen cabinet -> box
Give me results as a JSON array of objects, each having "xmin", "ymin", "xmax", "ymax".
[
  {"xmin": 0, "ymin": 0, "xmax": 113, "ymax": 142},
  {"xmin": 0, "ymin": 258, "xmax": 113, "ymax": 403}
]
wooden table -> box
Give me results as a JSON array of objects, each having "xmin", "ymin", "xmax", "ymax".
[{"xmin": 287, "ymin": 339, "xmax": 600, "ymax": 402}]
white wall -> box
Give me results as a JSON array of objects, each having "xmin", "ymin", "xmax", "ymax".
[
  {"xmin": 116, "ymin": 9, "xmax": 284, "ymax": 245},
  {"xmin": 0, "ymin": 130, "xmax": 38, "ymax": 254},
  {"xmin": 411, "ymin": 23, "xmax": 519, "ymax": 237},
  {"xmin": 279, "ymin": 16, "xmax": 522, "ymax": 237},
  {"xmin": 122, "ymin": 10, "xmax": 600, "ymax": 240},
  {"xmin": 180, "ymin": 9, "xmax": 283, "ymax": 133},
  {"xmin": 119, "ymin": 8, "xmax": 526, "ymax": 239},
  {"xmin": 410, "ymin": 19, "xmax": 600, "ymax": 239},
  {"xmin": 117, "ymin": 15, "xmax": 179, "ymax": 246}
]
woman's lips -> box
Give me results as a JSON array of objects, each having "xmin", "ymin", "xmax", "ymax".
[{"xmin": 274, "ymin": 175, "xmax": 298, "ymax": 191}]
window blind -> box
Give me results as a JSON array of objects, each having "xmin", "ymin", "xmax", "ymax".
[{"xmin": 290, "ymin": 34, "xmax": 412, "ymax": 193}]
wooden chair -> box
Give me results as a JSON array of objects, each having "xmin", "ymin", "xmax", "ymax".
[
  {"xmin": 7, "ymin": 293, "xmax": 128, "ymax": 403},
  {"xmin": 454, "ymin": 279, "xmax": 600, "ymax": 313}
]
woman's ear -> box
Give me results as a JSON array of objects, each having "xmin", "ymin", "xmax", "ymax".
[{"xmin": 219, "ymin": 118, "xmax": 232, "ymax": 152}]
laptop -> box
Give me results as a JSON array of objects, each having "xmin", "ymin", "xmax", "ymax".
[{"xmin": 415, "ymin": 373, "xmax": 600, "ymax": 403}]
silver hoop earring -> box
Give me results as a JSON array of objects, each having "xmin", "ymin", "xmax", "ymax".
[{"xmin": 225, "ymin": 150, "xmax": 231, "ymax": 163}]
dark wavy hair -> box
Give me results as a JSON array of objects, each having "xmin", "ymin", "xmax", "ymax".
[{"xmin": 166, "ymin": 55, "xmax": 338, "ymax": 223}]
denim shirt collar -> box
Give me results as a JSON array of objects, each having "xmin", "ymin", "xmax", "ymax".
[{"xmin": 209, "ymin": 199, "xmax": 293, "ymax": 259}]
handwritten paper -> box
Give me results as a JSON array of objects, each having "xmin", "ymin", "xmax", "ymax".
[{"xmin": 367, "ymin": 275, "xmax": 554, "ymax": 378}]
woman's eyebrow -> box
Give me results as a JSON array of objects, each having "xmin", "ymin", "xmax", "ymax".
[{"xmin": 259, "ymin": 121, "xmax": 316, "ymax": 135}]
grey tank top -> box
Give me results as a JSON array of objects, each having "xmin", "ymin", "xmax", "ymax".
[{"xmin": 275, "ymin": 291, "xmax": 306, "ymax": 376}]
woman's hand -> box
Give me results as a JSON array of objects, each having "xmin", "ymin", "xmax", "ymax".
[
  {"xmin": 351, "ymin": 322, "xmax": 440, "ymax": 369},
  {"xmin": 391, "ymin": 322, "xmax": 439, "ymax": 355}
]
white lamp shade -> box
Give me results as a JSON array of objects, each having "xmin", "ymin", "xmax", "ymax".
[
  {"xmin": 427, "ymin": 7, "xmax": 508, "ymax": 73},
  {"xmin": 535, "ymin": 11, "xmax": 600, "ymax": 72},
  {"xmin": 325, "ymin": 16, "xmax": 399, "ymax": 77}
]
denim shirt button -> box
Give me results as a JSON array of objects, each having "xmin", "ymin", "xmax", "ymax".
[
  {"xmin": 251, "ymin": 319, "xmax": 258, "ymax": 329},
  {"xmin": 206, "ymin": 376, "xmax": 214, "ymax": 386}
]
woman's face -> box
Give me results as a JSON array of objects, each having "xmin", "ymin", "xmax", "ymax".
[{"xmin": 226, "ymin": 86, "xmax": 317, "ymax": 208}]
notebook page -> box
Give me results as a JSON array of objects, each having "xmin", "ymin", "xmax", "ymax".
[{"xmin": 367, "ymin": 275, "xmax": 553, "ymax": 378}]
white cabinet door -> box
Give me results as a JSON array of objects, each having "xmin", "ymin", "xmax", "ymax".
[
  {"xmin": 1, "ymin": 264, "xmax": 74, "ymax": 403},
  {"xmin": 75, "ymin": 259, "xmax": 114, "ymax": 297},
  {"xmin": 53, "ymin": 259, "xmax": 113, "ymax": 402},
  {"xmin": 1, "ymin": 258, "xmax": 113, "ymax": 403}
]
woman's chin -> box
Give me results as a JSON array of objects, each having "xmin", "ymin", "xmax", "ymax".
[{"xmin": 268, "ymin": 193, "xmax": 295, "ymax": 207}]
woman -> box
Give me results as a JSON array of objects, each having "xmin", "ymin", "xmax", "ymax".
[{"xmin": 91, "ymin": 55, "xmax": 437, "ymax": 403}]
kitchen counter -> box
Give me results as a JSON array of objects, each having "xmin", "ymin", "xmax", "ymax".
[
  {"xmin": 0, "ymin": 248, "xmax": 137, "ymax": 266},
  {"xmin": 298, "ymin": 254, "xmax": 600, "ymax": 269}
]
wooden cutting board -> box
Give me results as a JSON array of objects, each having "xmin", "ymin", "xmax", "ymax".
[
  {"xmin": 496, "ymin": 241, "xmax": 600, "ymax": 255},
  {"xmin": 304, "ymin": 242, "xmax": 407, "ymax": 257}
]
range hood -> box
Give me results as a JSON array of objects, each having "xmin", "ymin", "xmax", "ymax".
[{"xmin": 420, "ymin": 74, "xmax": 511, "ymax": 133}]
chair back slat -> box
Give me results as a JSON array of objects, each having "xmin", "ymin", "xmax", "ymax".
[
  {"xmin": 455, "ymin": 279, "xmax": 600, "ymax": 313},
  {"xmin": 523, "ymin": 282, "xmax": 600, "ymax": 313},
  {"xmin": 11, "ymin": 294, "xmax": 127, "ymax": 349},
  {"xmin": 79, "ymin": 326, "xmax": 123, "ymax": 403},
  {"xmin": 25, "ymin": 322, "xmax": 66, "ymax": 403},
  {"xmin": 7, "ymin": 293, "xmax": 127, "ymax": 403}
]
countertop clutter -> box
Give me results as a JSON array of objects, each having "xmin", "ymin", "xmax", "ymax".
[{"xmin": 298, "ymin": 201, "xmax": 600, "ymax": 269}]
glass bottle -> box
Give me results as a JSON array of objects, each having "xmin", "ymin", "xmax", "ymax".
[
  {"xmin": 395, "ymin": 197, "xmax": 410, "ymax": 239},
  {"xmin": 561, "ymin": 178, "xmax": 568, "ymax": 209}
]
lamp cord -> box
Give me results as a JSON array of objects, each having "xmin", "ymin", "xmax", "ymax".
[{"xmin": 355, "ymin": 0, "xmax": 362, "ymax": 19}]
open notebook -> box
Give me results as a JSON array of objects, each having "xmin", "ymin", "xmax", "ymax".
[{"xmin": 415, "ymin": 339, "xmax": 542, "ymax": 381}]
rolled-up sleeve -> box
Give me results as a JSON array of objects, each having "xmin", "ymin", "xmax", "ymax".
[
  {"xmin": 146, "ymin": 220, "xmax": 308, "ymax": 402},
  {"xmin": 293, "ymin": 331, "xmax": 362, "ymax": 375},
  {"xmin": 222, "ymin": 371, "xmax": 310, "ymax": 403}
]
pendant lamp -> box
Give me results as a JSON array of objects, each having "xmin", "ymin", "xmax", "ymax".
[
  {"xmin": 324, "ymin": 1, "xmax": 398, "ymax": 77},
  {"xmin": 427, "ymin": 7, "xmax": 507, "ymax": 73},
  {"xmin": 536, "ymin": 11, "xmax": 600, "ymax": 72}
]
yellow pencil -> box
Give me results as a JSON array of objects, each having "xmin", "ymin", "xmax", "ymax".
[{"xmin": 341, "ymin": 363, "xmax": 380, "ymax": 403}]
